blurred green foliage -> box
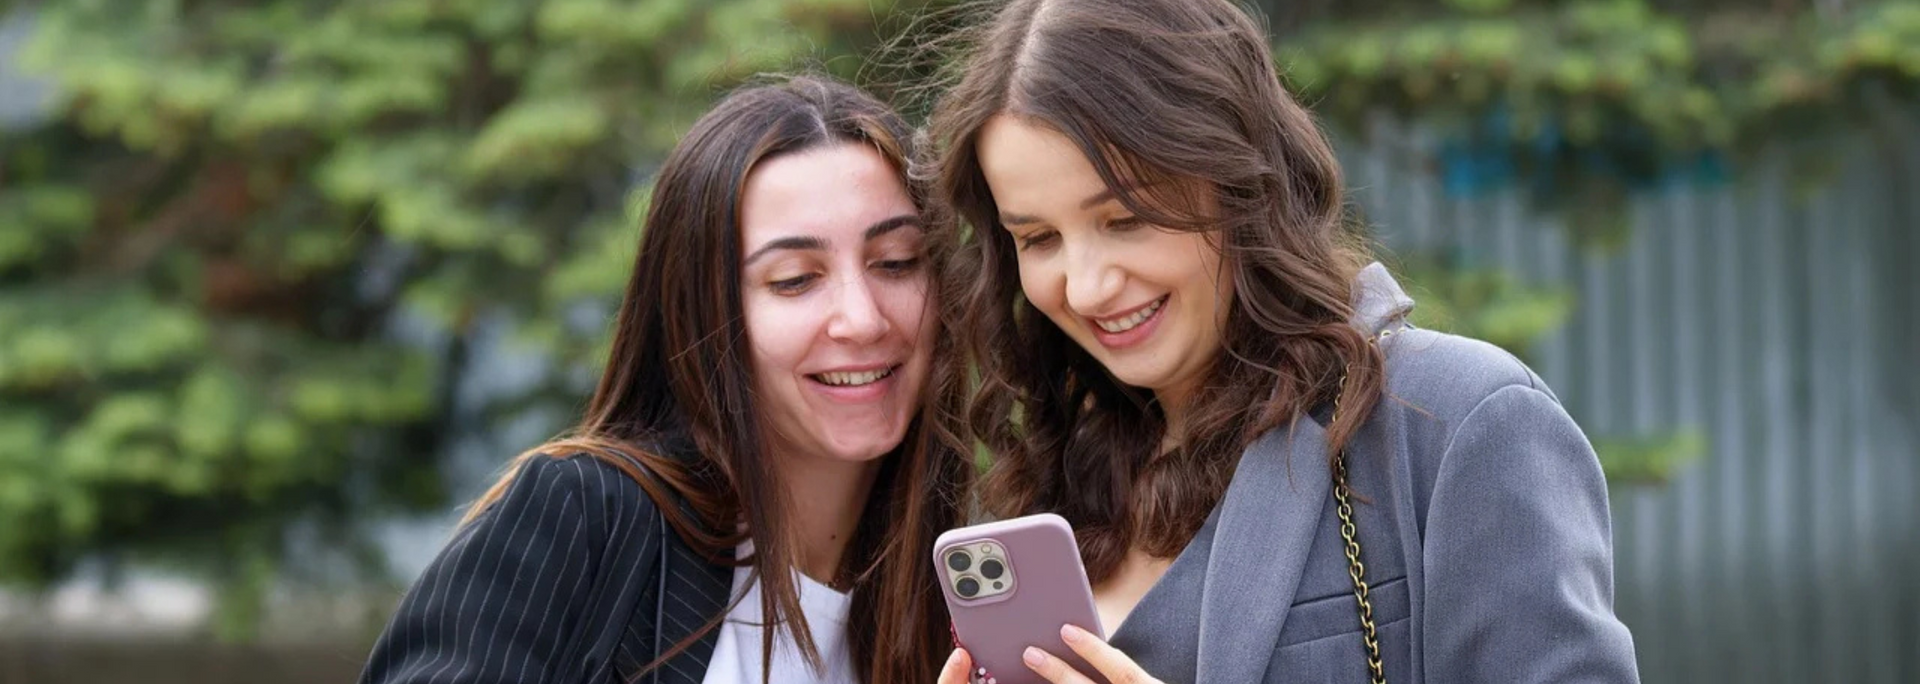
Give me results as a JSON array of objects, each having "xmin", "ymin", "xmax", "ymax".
[
  {"xmin": 1396, "ymin": 256, "xmax": 1576, "ymax": 358},
  {"xmin": 0, "ymin": 0, "xmax": 929, "ymax": 639},
  {"xmin": 2, "ymin": 0, "xmax": 1900, "ymax": 639},
  {"xmin": 1285, "ymin": 0, "xmax": 1920, "ymax": 148},
  {"xmin": 1592, "ymin": 429, "xmax": 1708, "ymax": 483},
  {"xmin": 1282, "ymin": 0, "xmax": 1920, "ymax": 222},
  {"xmin": 1278, "ymin": 0, "xmax": 1916, "ymax": 482}
]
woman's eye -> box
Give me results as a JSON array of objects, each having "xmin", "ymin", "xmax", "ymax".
[
  {"xmin": 1107, "ymin": 216, "xmax": 1144, "ymax": 231},
  {"xmin": 874, "ymin": 257, "xmax": 923, "ymax": 275},
  {"xmin": 768, "ymin": 274, "xmax": 818, "ymax": 295},
  {"xmin": 1016, "ymin": 231, "xmax": 1058, "ymax": 251}
]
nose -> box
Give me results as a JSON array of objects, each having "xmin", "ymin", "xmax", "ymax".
[
  {"xmin": 826, "ymin": 275, "xmax": 891, "ymax": 344},
  {"xmin": 1062, "ymin": 238, "xmax": 1123, "ymax": 317}
]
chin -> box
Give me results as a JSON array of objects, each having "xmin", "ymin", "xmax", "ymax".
[
  {"xmin": 1104, "ymin": 365, "xmax": 1170, "ymax": 391},
  {"xmin": 822, "ymin": 442, "xmax": 899, "ymax": 463},
  {"xmin": 824, "ymin": 427, "xmax": 911, "ymax": 463}
]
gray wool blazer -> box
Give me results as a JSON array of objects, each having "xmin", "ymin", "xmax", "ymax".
[{"xmin": 1106, "ymin": 264, "xmax": 1640, "ymax": 683}]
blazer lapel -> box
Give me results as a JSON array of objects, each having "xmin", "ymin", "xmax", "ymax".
[
  {"xmin": 654, "ymin": 527, "xmax": 731, "ymax": 684},
  {"xmin": 1195, "ymin": 418, "xmax": 1332, "ymax": 684}
]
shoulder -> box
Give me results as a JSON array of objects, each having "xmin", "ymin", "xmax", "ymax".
[
  {"xmin": 361, "ymin": 453, "xmax": 681, "ymax": 683},
  {"xmin": 1380, "ymin": 339, "xmax": 1636, "ymax": 681},
  {"xmin": 1370, "ymin": 326, "xmax": 1595, "ymax": 481},
  {"xmin": 473, "ymin": 451, "xmax": 667, "ymax": 544},
  {"xmin": 1377, "ymin": 325, "xmax": 1562, "ymax": 429},
  {"xmin": 1369, "ymin": 327, "xmax": 1605, "ymax": 506},
  {"xmin": 505, "ymin": 451, "xmax": 657, "ymax": 504}
]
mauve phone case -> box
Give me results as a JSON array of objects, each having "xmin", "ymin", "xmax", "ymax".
[{"xmin": 934, "ymin": 513, "xmax": 1106, "ymax": 684}]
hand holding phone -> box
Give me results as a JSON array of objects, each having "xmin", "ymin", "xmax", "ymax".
[{"xmin": 934, "ymin": 513, "xmax": 1105, "ymax": 684}]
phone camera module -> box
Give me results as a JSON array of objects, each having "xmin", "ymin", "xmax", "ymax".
[
  {"xmin": 979, "ymin": 558, "xmax": 1005, "ymax": 580},
  {"xmin": 947, "ymin": 550, "xmax": 972, "ymax": 572},
  {"xmin": 955, "ymin": 576, "xmax": 981, "ymax": 598}
]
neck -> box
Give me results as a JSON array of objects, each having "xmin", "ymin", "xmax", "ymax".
[
  {"xmin": 1155, "ymin": 385, "xmax": 1195, "ymax": 453},
  {"xmin": 780, "ymin": 451, "xmax": 883, "ymax": 589}
]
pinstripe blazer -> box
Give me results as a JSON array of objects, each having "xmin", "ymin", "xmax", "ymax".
[{"xmin": 358, "ymin": 453, "xmax": 733, "ymax": 684}]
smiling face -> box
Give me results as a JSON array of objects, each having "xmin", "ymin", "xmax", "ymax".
[
  {"xmin": 975, "ymin": 114, "xmax": 1233, "ymax": 412},
  {"xmin": 738, "ymin": 142, "xmax": 935, "ymax": 466}
]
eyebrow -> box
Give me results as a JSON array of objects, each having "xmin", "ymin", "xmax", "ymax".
[
  {"xmin": 742, "ymin": 214, "xmax": 922, "ymax": 266},
  {"xmin": 998, "ymin": 187, "xmax": 1122, "ymax": 227}
]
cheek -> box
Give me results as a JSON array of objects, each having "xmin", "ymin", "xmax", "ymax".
[
  {"xmin": 1208, "ymin": 257, "xmax": 1235, "ymax": 312},
  {"xmin": 876, "ymin": 277, "xmax": 935, "ymax": 340},
  {"xmin": 1155, "ymin": 234, "xmax": 1212, "ymax": 281},
  {"xmin": 1015, "ymin": 257, "xmax": 1062, "ymax": 317},
  {"xmin": 1175, "ymin": 238, "xmax": 1232, "ymax": 321},
  {"xmin": 742, "ymin": 294, "xmax": 815, "ymax": 378}
]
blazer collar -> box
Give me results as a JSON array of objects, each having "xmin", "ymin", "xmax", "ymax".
[
  {"xmin": 1185, "ymin": 263, "xmax": 1401, "ymax": 682},
  {"xmin": 651, "ymin": 515, "xmax": 733, "ymax": 684},
  {"xmin": 1351, "ymin": 261, "xmax": 1416, "ymax": 336},
  {"xmin": 1195, "ymin": 416, "xmax": 1332, "ymax": 684}
]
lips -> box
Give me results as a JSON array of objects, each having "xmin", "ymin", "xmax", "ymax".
[{"xmin": 1083, "ymin": 295, "xmax": 1169, "ymax": 350}]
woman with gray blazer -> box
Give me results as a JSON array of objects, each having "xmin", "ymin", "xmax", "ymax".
[{"xmin": 926, "ymin": 0, "xmax": 1639, "ymax": 682}]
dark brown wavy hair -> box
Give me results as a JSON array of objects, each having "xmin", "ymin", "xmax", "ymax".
[
  {"xmin": 926, "ymin": 0, "xmax": 1385, "ymax": 583},
  {"xmin": 464, "ymin": 75, "xmax": 969, "ymax": 683}
]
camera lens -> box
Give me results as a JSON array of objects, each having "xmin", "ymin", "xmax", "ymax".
[
  {"xmin": 956, "ymin": 577, "xmax": 980, "ymax": 598},
  {"xmin": 947, "ymin": 550, "xmax": 972, "ymax": 572},
  {"xmin": 979, "ymin": 558, "xmax": 1005, "ymax": 580}
]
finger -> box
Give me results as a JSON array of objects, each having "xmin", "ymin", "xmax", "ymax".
[
  {"xmin": 1023, "ymin": 645, "xmax": 1099, "ymax": 684},
  {"xmin": 938, "ymin": 648, "xmax": 972, "ymax": 684},
  {"xmin": 1059, "ymin": 624, "xmax": 1160, "ymax": 684}
]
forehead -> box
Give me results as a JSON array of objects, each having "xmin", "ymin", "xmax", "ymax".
[
  {"xmin": 738, "ymin": 143, "xmax": 915, "ymax": 246},
  {"xmin": 975, "ymin": 115, "xmax": 1114, "ymax": 211}
]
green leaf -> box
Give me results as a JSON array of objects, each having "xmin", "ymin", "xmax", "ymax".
[
  {"xmin": 8, "ymin": 327, "xmax": 84, "ymax": 388},
  {"xmin": 289, "ymin": 376, "xmax": 355, "ymax": 424},
  {"xmin": 176, "ymin": 365, "xmax": 248, "ymax": 459},
  {"xmin": 242, "ymin": 415, "xmax": 304, "ymax": 468},
  {"xmin": 536, "ymin": 0, "xmax": 697, "ymax": 47},
  {"xmin": 464, "ymin": 96, "xmax": 612, "ymax": 179},
  {"xmin": 221, "ymin": 75, "xmax": 335, "ymax": 137},
  {"xmin": 100, "ymin": 304, "xmax": 208, "ymax": 373},
  {"xmin": 1596, "ymin": 429, "xmax": 1707, "ymax": 484}
]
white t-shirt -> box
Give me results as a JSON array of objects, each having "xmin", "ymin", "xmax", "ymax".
[{"xmin": 700, "ymin": 551, "xmax": 856, "ymax": 684}]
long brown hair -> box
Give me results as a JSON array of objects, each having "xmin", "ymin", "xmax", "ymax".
[
  {"xmin": 927, "ymin": 0, "xmax": 1385, "ymax": 583},
  {"xmin": 464, "ymin": 75, "xmax": 968, "ymax": 683}
]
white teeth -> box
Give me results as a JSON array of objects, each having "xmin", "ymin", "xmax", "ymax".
[
  {"xmin": 1096, "ymin": 298, "xmax": 1164, "ymax": 333},
  {"xmin": 816, "ymin": 368, "xmax": 893, "ymax": 387}
]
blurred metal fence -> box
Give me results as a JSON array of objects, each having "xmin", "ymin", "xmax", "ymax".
[{"xmin": 1340, "ymin": 110, "xmax": 1920, "ymax": 683}]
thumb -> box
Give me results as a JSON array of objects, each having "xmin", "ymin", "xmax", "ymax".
[{"xmin": 939, "ymin": 648, "xmax": 975, "ymax": 684}]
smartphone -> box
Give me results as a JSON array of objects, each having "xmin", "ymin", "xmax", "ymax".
[{"xmin": 934, "ymin": 513, "xmax": 1106, "ymax": 684}]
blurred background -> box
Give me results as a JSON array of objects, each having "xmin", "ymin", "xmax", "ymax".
[{"xmin": 0, "ymin": 0, "xmax": 1913, "ymax": 681}]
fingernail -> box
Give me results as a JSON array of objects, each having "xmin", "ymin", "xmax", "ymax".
[
  {"xmin": 1023, "ymin": 646, "xmax": 1046, "ymax": 667},
  {"xmin": 1060, "ymin": 623, "xmax": 1083, "ymax": 644}
]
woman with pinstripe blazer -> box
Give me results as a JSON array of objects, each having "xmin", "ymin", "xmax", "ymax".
[{"xmin": 358, "ymin": 75, "xmax": 971, "ymax": 684}]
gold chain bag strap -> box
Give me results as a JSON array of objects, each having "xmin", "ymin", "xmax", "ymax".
[{"xmin": 1331, "ymin": 326, "xmax": 1393, "ymax": 684}]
